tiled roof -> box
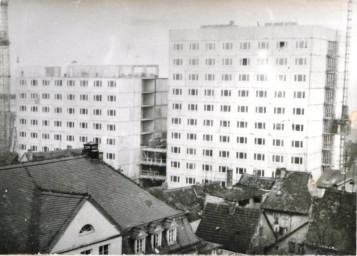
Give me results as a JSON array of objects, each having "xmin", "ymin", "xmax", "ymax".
[
  {"xmin": 237, "ymin": 174, "xmax": 276, "ymax": 190},
  {"xmin": 196, "ymin": 203, "xmax": 261, "ymax": 253},
  {"xmin": 261, "ymin": 171, "xmax": 311, "ymax": 214},
  {"xmin": 24, "ymin": 148, "xmax": 82, "ymax": 162},
  {"xmin": 316, "ymin": 168, "xmax": 355, "ymax": 188},
  {"xmin": 0, "ymin": 156, "xmax": 182, "ymax": 253},
  {"xmin": 305, "ymin": 189, "xmax": 356, "ymax": 255},
  {"xmin": 0, "ymin": 151, "xmax": 18, "ymax": 166}
]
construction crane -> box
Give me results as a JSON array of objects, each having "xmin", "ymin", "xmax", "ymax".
[
  {"xmin": 338, "ymin": 0, "xmax": 353, "ymax": 175},
  {"xmin": 0, "ymin": 0, "xmax": 13, "ymax": 152}
]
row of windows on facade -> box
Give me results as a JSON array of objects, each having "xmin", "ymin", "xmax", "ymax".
[
  {"xmin": 172, "ymin": 88, "xmax": 306, "ymax": 99},
  {"xmin": 18, "ymin": 93, "xmax": 118, "ymax": 102},
  {"xmin": 172, "ymin": 57, "xmax": 309, "ymax": 66},
  {"xmin": 172, "ymin": 40, "xmax": 308, "ymax": 51},
  {"xmin": 172, "ymin": 103, "xmax": 305, "ymax": 115},
  {"xmin": 172, "ymin": 73, "xmax": 307, "ymax": 82},
  {"xmin": 169, "ymin": 149, "xmax": 304, "ymax": 164},
  {"xmin": 80, "ymin": 244, "xmax": 109, "ymax": 255},
  {"xmin": 170, "ymin": 133, "xmax": 304, "ymax": 147},
  {"xmin": 18, "ymin": 106, "xmax": 118, "ymax": 116},
  {"xmin": 169, "ymin": 167, "xmax": 268, "ymax": 185},
  {"xmin": 19, "ymin": 144, "xmax": 116, "ymax": 160},
  {"xmin": 18, "ymin": 132, "xmax": 116, "ymax": 145},
  {"xmin": 19, "ymin": 119, "xmax": 117, "ymax": 131},
  {"xmin": 19, "ymin": 79, "xmax": 117, "ymax": 87},
  {"xmin": 171, "ymin": 118, "xmax": 305, "ymax": 131}
]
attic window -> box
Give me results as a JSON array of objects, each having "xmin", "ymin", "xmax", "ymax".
[{"xmin": 79, "ymin": 224, "xmax": 94, "ymax": 235}]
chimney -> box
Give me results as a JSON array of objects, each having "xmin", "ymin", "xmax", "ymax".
[
  {"xmin": 227, "ymin": 168, "xmax": 233, "ymax": 188},
  {"xmin": 27, "ymin": 149, "xmax": 33, "ymax": 162}
]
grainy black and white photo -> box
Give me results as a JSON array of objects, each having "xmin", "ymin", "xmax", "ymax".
[{"xmin": 0, "ymin": 0, "xmax": 356, "ymax": 255}]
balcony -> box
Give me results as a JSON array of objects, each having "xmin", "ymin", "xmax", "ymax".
[
  {"xmin": 141, "ymin": 157, "xmax": 166, "ymax": 167},
  {"xmin": 140, "ymin": 169, "xmax": 166, "ymax": 180}
]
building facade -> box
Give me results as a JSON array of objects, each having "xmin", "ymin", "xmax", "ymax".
[
  {"xmin": 15, "ymin": 65, "xmax": 167, "ymax": 179},
  {"xmin": 167, "ymin": 22, "xmax": 345, "ymax": 188}
]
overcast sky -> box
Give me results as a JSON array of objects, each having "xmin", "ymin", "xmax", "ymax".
[{"xmin": 7, "ymin": 0, "xmax": 357, "ymax": 110}]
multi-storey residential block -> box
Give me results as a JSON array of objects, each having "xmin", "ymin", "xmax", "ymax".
[
  {"xmin": 167, "ymin": 22, "xmax": 345, "ymax": 188},
  {"xmin": 15, "ymin": 65, "xmax": 167, "ymax": 179}
]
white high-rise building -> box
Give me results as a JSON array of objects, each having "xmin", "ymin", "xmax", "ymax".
[
  {"xmin": 15, "ymin": 65, "xmax": 168, "ymax": 179},
  {"xmin": 167, "ymin": 22, "xmax": 345, "ymax": 188}
]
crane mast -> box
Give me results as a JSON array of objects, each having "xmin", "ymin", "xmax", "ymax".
[{"xmin": 0, "ymin": 0, "xmax": 12, "ymax": 152}]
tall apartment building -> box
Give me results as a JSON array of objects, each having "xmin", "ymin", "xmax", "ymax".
[
  {"xmin": 167, "ymin": 22, "xmax": 345, "ymax": 188},
  {"xmin": 15, "ymin": 65, "xmax": 168, "ymax": 179}
]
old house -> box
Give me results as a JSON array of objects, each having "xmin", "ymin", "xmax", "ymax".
[
  {"xmin": 0, "ymin": 154, "xmax": 215, "ymax": 254},
  {"xmin": 304, "ymin": 189, "xmax": 356, "ymax": 255},
  {"xmin": 196, "ymin": 202, "xmax": 261, "ymax": 254},
  {"xmin": 257, "ymin": 170, "xmax": 312, "ymax": 254}
]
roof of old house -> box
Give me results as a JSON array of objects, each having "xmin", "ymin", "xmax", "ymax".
[
  {"xmin": 0, "ymin": 151, "xmax": 18, "ymax": 166},
  {"xmin": 0, "ymin": 156, "xmax": 182, "ymax": 253},
  {"xmin": 305, "ymin": 189, "xmax": 356, "ymax": 255},
  {"xmin": 261, "ymin": 171, "xmax": 311, "ymax": 215},
  {"xmin": 21, "ymin": 148, "xmax": 82, "ymax": 162},
  {"xmin": 196, "ymin": 202, "xmax": 261, "ymax": 253},
  {"xmin": 237, "ymin": 174, "xmax": 276, "ymax": 190},
  {"xmin": 316, "ymin": 168, "xmax": 356, "ymax": 189}
]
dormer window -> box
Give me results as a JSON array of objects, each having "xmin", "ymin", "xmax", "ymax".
[
  {"xmin": 131, "ymin": 227, "xmax": 148, "ymax": 254},
  {"xmin": 135, "ymin": 238, "xmax": 145, "ymax": 254},
  {"xmin": 148, "ymin": 223, "xmax": 164, "ymax": 249},
  {"xmin": 164, "ymin": 219, "xmax": 178, "ymax": 245},
  {"xmin": 79, "ymin": 224, "xmax": 94, "ymax": 235}
]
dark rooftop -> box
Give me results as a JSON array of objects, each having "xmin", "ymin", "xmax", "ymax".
[
  {"xmin": 0, "ymin": 156, "xmax": 182, "ymax": 253},
  {"xmin": 261, "ymin": 171, "xmax": 312, "ymax": 215},
  {"xmin": 305, "ymin": 189, "xmax": 356, "ymax": 255},
  {"xmin": 316, "ymin": 168, "xmax": 355, "ymax": 189},
  {"xmin": 21, "ymin": 148, "xmax": 82, "ymax": 162},
  {"xmin": 196, "ymin": 202, "xmax": 261, "ymax": 253},
  {"xmin": 237, "ymin": 174, "xmax": 276, "ymax": 191}
]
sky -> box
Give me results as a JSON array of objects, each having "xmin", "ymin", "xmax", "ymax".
[{"xmin": 7, "ymin": 0, "xmax": 357, "ymax": 110}]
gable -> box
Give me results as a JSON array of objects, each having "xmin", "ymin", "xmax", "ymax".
[{"xmin": 50, "ymin": 201, "xmax": 120, "ymax": 253}]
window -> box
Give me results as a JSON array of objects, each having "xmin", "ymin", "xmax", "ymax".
[
  {"xmin": 188, "ymin": 74, "xmax": 199, "ymax": 80},
  {"xmin": 173, "ymin": 43, "xmax": 183, "ymax": 51},
  {"xmin": 295, "ymin": 57, "xmax": 307, "ymax": 65},
  {"xmin": 273, "ymin": 139, "xmax": 284, "ymax": 147},
  {"xmin": 94, "ymin": 95, "xmax": 102, "ymax": 101},
  {"xmin": 80, "ymin": 249, "xmax": 92, "ymax": 255},
  {"xmin": 185, "ymin": 175, "xmax": 195, "ymax": 183},
  {"xmin": 94, "ymin": 80, "xmax": 102, "ymax": 87},
  {"xmin": 236, "ymin": 152, "xmax": 247, "ymax": 159},
  {"xmin": 276, "ymin": 74, "xmax": 287, "ymax": 82},
  {"xmin": 258, "ymin": 41, "xmax": 269, "ymax": 49},
  {"xmin": 67, "ymin": 135, "xmax": 74, "ymax": 142},
  {"xmin": 80, "ymin": 122, "xmax": 88, "ymax": 129},
  {"xmin": 135, "ymin": 238, "xmax": 145, "ymax": 254},
  {"xmin": 276, "ymin": 58, "xmax": 287, "ymax": 65},
  {"xmin": 204, "ymin": 104, "xmax": 214, "ymax": 112},
  {"xmin": 189, "ymin": 43, "xmax": 199, "ymax": 50},
  {"xmin": 257, "ymin": 58, "xmax": 269, "ymax": 65},
  {"xmin": 236, "ymin": 167, "xmax": 246, "ymax": 174},
  {"xmin": 273, "ymin": 123, "xmax": 285, "ymax": 131},
  {"xmin": 292, "ymin": 140, "xmax": 303, "ymax": 148},
  {"xmin": 171, "ymin": 176, "xmax": 180, "ymax": 182},
  {"xmin": 80, "ymin": 136, "xmax": 88, "ymax": 143},
  {"xmin": 107, "ymin": 124, "xmax": 116, "ymax": 131},
  {"xmin": 204, "ymin": 89, "xmax": 214, "ymax": 96},
  {"xmin": 107, "ymin": 109, "xmax": 116, "ymax": 116},
  {"xmin": 152, "ymin": 233, "xmax": 162, "ymax": 248},
  {"xmin": 219, "ymin": 135, "xmax": 230, "ymax": 143},
  {"xmin": 188, "ymin": 89, "xmax": 198, "ymax": 96},
  {"xmin": 172, "ymin": 73, "xmax": 183, "ymax": 80},
  {"xmin": 106, "ymin": 153, "xmax": 115, "ymax": 160},
  {"xmin": 205, "ymin": 42, "xmax": 215, "ymax": 50},
  {"xmin": 203, "ymin": 119, "xmax": 213, "ymax": 126},
  {"xmin": 294, "ymin": 91, "xmax": 306, "ymax": 99},
  {"xmin": 42, "ymin": 93, "xmax": 50, "ymax": 99},
  {"xmin": 19, "ymin": 118, "xmax": 26, "ymax": 125},
  {"xmin": 256, "ymin": 74, "xmax": 267, "ymax": 82},
  {"xmin": 93, "ymin": 123, "xmax": 102, "ymax": 130},
  {"xmin": 274, "ymin": 91, "xmax": 286, "ymax": 98},
  {"xmin": 222, "ymin": 74, "xmax": 232, "ymax": 81},
  {"xmin": 54, "ymin": 121, "xmax": 62, "ymax": 127},
  {"xmin": 42, "ymin": 106, "xmax": 50, "ymax": 113},
  {"xmin": 256, "ymin": 90, "xmax": 267, "ymax": 98},
  {"xmin": 54, "ymin": 107, "xmax": 62, "ymax": 114},
  {"xmin": 31, "ymin": 79, "xmax": 38, "ymax": 86},
  {"xmin": 187, "ymin": 118, "xmax": 197, "ymax": 126},
  {"xmin": 219, "ymin": 166, "xmax": 228, "ymax": 173},
  {"xmin": 99, "ymin": 244, "xmax": 109, "ymax": 255},
  {"xmin": 274, "ymin": 107, "xmax": 285, "ymax": 114},
  {"xmin": 205, "ymin": 58, "xmax": 216, "ymax": 66},
  {"xmin": 55, "ymin": 80, "xmax": 62, "ymax": 86},
  {"xmin": 80, "ymin": 80, "xmax": 88, "ymax": 87},
  {"xmin": 55, "ymin": 94, "xmax": 62, "ymax": 100},
  {"xmin": 93, "ymin": 109, "xmax": 102, "ymax": 116},
  {"xmin": 202, "ymin": 164, "xmax": 212, "ymax": 171},
  {"xmin": 173, "ymin": 58, "xmax": 183, "ymax": 66},
  {"xmin": 240, "ymin": 42, "xmax": 250, "ymax": 49},
  {"xmin": 188, "ymin": 104, "xmax": 198, "ymax": 111},
  {"xmin": 296, "ymin": 40, "xmax": 307, "ymax": 49},
  {"xmin": 67, "ymin": 121, "xmax": 75, "ymax": 128},
  {"xmin": 203, "ymin": 149, "xmax": 213, "ymax": 157},
  {"xmin": 237, "ymin": 121, "xmax": 248, "ymax": 128},
  {"xmin": 31, "ymin": 106, "xmax": 38, "ymax": 112},
  {"xmin": 222, "ymin": 42, "xmax": 233, "ymax": 50},
  {"xmin": 292, "ymin": 124, "xmax": 304, "ymax": 131},
  {"xmin": 205, "ymin": 74, "xmax": 215, "ymax": 81},
  {"xmin": 238, "ymin": 74, "xmax": 249, "ymax": 81},
  {"xmin": 107, "ymin": 138, "xmax": 115, "ymax": 145},
  {"xmin": 19, "ymin": 131, "xmax": 26, "ymax": 137},
  {"xmin": 167, "ymin": 228, "xmax": 177, "ymax": 244},
  {"xmin": 42, "ymin": 120, "xmax": 49, "ymax": 126},
  {"xmin": 67, "ymin": 108, "xmax": 75, "ymax": 114},
  {"xmin": 108, "ymin": 81, "xmax": 116, "ymax": 87},
  {"xmin": 254, "ymin": 138, "xmax": 265, "ymax": 145},
  {"xmin": 220, "ymin": 105, "xmax": 231, "ymax": 112},
  {"xmin": 294, "ymin": 74, "xmax": 306, "ymax": 82},
  {"xmin": 272, "ymin": 155, "xmax": 284, "ymax": 163},
  {"xmin": 19, "ymin": 79, "xmax": 26, "ymax": 86},
  {"xmin": 237, "ymin": 136, "xmax": 247, "ymax": 144},
  {"xmin": 171, "ymin": 132, "xmax": 181, "ymax": 139},
  {"xmin": 255, "ymin": 122, "xmax": 266, "ymax": 129},
  {"xmin": 30, "ymin": 119, "xmax": 38, "ymax": 126},
  {"xmin": 171, "ymin": 147, "xmax": 181, "ymax": 154},
  {"xmin": 219, "ymin": 150, "xmax": 230, "ymax": 158},
  {"xmin": 238, "ymin": 90, "xmax": 249, "ymax": 97},
  {"xmin": 172, "ymin": 103, "xmax": 182, "ymax": 110},
  {"xmin": 220, "ymin": 120, "xmax": 230, "ymax": 127},
  {"xmin": 203, "ymin": 134, "xmax": 213, "ymax": 141},
  {"xmin": 277, "ymin": 41, "xmax": 288, "ymax": 49},
  {"xmin": 240, "ymin": 58, "xmax": 250, "ymax": 66},
  {"xmin": 237, "ymin": 106, "xmax": 248, "ymax": 113},
  {"xmin": 189, "ymin": 58, "xmax": 199, "ymax": 65},
  {"xmin": 172, "ymin": 88, "xmax": 182, "ymax": 95},
  {"xmin": 54, "ymin": 134, "xmax": 61, "ymax": 141},
  {"xmin": 171, "ymin": 161, "xmax": 180, "ymax": 168},
  {"xmin": 19, "ymin": 106, "xmax": 26, "ymax": 112},
  {"xmin": 291, "ymin": 157, "xmax": 303, "ymax": 164},
  {"xmin": 257, "ymin": 169, "xmax": 265, "ymax": 177},
  {"xmin": 107, "ymin": 95, "xmax": 116, "ymax": 102},
  {"xmin": 187, "ymin": 133, "xmax": 197, "ymax": 140},
  {"xmin": 293, "ymin": 108, "xmax": 305, "ymax": 115},
  {"xmin": 256, "ymin": 106, "xmax": 266, "ymax": 113},
  {"xmin": 222, "ymin": 58, "xmax": 232, "ymax": 65},
  {"xmin": 172, "ymin": 117, "xmax": 181, "ymax": 125}
]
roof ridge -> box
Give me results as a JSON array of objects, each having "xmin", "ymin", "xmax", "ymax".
[
  {"xmin": 39, "ymin": 189, "xmax": 89, "ymax": 199},
  {"xmin": 0, "ymin": 156, "xmax": 85, "ymax": 171}
]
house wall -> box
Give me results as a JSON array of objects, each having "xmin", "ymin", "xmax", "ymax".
[{"xmin": 51, "ymin": 201, "xmax": 122, "ymax": 254}]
